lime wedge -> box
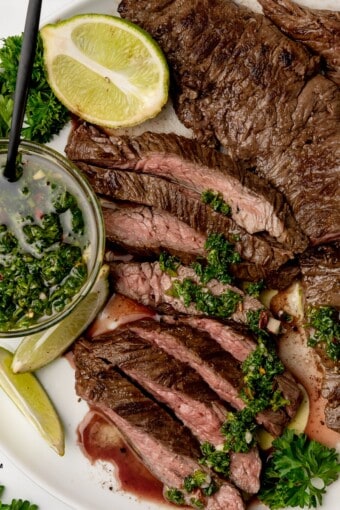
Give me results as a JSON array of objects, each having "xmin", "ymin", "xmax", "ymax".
[
  {"xmin": 40, "ymin": 14, "xmax": 169, "ymax": 127},
  {"xmin": 12, "ymin": 264, "xmax": 110, "ymax": 373},
  {"xmin": 0, "ymin": 347, "xmax": 64, "ymax": 455}
]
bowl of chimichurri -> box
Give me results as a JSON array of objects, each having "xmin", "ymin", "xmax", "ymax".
[{"xmin": 0, "ymin": 139, "xmax": 105, "ymax": 337}]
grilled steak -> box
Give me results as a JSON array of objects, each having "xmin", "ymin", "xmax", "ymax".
[
  {"xmin": 299, "ymin": 241, "xmax": 340, "ymax": 309},
  {"xmin": 110, "ymin": 260, "xmax": 266, "ymax": 324},
  {"xmin": 258, "ymin": 0, "xmax": 340, "ymax": 86},
  {"xmin": 118, "ymin": 0, "xmax": 340, "ymax": 245},
  {"xmin": 81, "ymin": 330, "xmax": 262, "ymax": 493},
  {"xmin": 81, "ymin": 158, "xmax": 294, "ymax": 280},
  {"xmin": 127, "ymin": 319, "xmax": 301, "ymax": 436},
  {"xmin": 101, "ymin": 199, "xmax": 299, "ymax": 285},
  {"xmin": 66, "ymin": 123, "xmax": 306, "ymax": 252},
  {"xmin": 161, "ymin": 315, "xmax": 257, "ymax": 362},
  {"xmin": 102, "ymin": 200, "xmax": 206, "ymax": 264},
  {"xmin": 74, "ymin": 340, "xmax": 245, "ymax": 509}
]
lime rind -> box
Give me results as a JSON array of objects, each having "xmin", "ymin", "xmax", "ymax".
[
  {"xmin": 0, "ymin": 347, "xmax": 64, "ymax": 455},
  {"xmin": 40, "ymin": 14, "xmax": 169, "ymax": 128},
  {"xmin": 12, "ymin": 264, "xmax": 110, "ymax": 373}
]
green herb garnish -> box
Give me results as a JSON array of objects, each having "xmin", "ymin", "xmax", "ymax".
[
  {"xmin": 199, "ymin": 442, "xmax": 230, "ymax": 476},
  {"xmin": 221, "ymin": 408, "xmax": 258, "ymax": 453},
  {"xmin": 159, "ymin": 252, "xmax": 181, "ymax": 276},
  {"xmin": 172, "ymin": 278, "xmax": 243, "ymax": 318},
  {"xmin": 165, "ymin": 488, "xmax": 185, "ymax": 505},
  {"xmin": 306, "ymin": 306, "xmax": 340, "ymax": 361},
  {"xmin": 201, "ymin": 190, "xmax": 231, "ymax": 216},
  {"xmin": 0, "ymin": 34, "xmax": 69, "ymax": 142},
  {"xmin": 0, "ymin": 485, "xmax": 38, "ymax": 510},
  {"xmin": 244, "ymin": 280, "xmax": 265, "ymax": 298},
  {"xmin": 259, "ymin": 429, "xmax": 340, "ymax": 509},
  {"xmin": 193, "ymin": 233, "xmax": 241, "ymax": 285}
]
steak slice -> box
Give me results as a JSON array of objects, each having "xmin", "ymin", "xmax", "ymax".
[
  {"xmin": 258, "ymin": 0, "xmax": 340, "ymax": 86},
  {"xmin": 127, "ymin": 319, "xmax": 295, "ymax": 436},
  {"xmin": 73, "ymin": 340, "xmax": 245, "ymax": 510},
  {"xmin": 81, "ymin": 159, "xmax": 293, "ymax": 279},
  {"xmin": 66, "ymin": 123, "xmax": 306, "ymax": 252},
  {"xmin": 102, "ymin": 200, "xmax": 206, "ymax": 264},
  {"xmin": 118, "ymin": 0, "xmax": 340, "ymax": 245},
  {"xmin": 101, "ymin": 199, "xmax": 297, "ymax": 284},
  {"xmin": 299, "ymin": 241, "xmax": 340, "ymax": 309},
  {"xmin": 82, "ymin": 330, "xmax": 261, "ymax": 493},
  {"xmin": 110, "ymin": 260, "xmax": 266, "ymax": 325},
  {"xmin": 161, "ymin": 315, "xmax": 257, "ymax": 362}
]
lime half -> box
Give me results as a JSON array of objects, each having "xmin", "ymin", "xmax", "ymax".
[
  {"xmin": 12, "ymin": 264, "xmax": 110, "ymax": 373},
  {"xmin": 0, "ymin": 347, "xmax": 64, "ymax": 455},
  {"xmin": 40, "ymin": 14, "xmax": 169, "ymax": 127}
]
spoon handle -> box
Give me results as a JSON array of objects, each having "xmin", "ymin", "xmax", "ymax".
[{"xmin": 4, "ymin": 0, "xmax": 42, "ymax": 181}]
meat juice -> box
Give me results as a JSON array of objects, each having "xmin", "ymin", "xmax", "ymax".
[{"xmin": 77, "ymin": 410, "xmax": 177, "ymax": 507}]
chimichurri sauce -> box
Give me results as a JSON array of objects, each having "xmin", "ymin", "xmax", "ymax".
[{"xmin": 0, "ymin": 163, "xmax": 88, "ymax": 332}]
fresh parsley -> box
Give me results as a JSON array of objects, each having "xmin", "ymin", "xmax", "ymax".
[
  {"xmin": 0, "ymin": 485, "xmax": 38, "ymax": 510},
  {"xmin": 193, "ymin": 233, "xmax": 241, "ymax": 285},
  {"xmin": 0, "ymin": 34, "xmax": 69, "ymax": 142},
  {"xmin": 259, "ymin": 429, "xmax": 340, "ymax": 509},
  {"xmin": 201, "ymin": 190, "xmax": 231, "ymax": 216},
  {"xmin": 306, "ymin": 306, "xmax": 340, "ymax": 361},
  {"xmin": 172, "ymin": 277, "xmax": 243, "ymax": 318},
  {"xmin": 159, "ymin": 252, "xmax": 180, "ymax": 276}
]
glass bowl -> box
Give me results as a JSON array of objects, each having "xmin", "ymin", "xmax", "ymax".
[{"xmin": 0, "ymin": 139, "xmax": 105, "ymax": 338}]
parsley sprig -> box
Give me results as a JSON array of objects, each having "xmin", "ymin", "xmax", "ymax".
[
  {"xmin": 0, "ymin": 486, "xmax": 38, "ymax": 510},
  {"xmin": 0, "ymin": 34, "xmax": 69, "ymax": 142},
  {"xmin": 259, "ymin": 429, "xmax": 340, "ymax": 509}
]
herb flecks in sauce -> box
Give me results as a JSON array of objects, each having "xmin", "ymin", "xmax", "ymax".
[{"xmin": 0, "ymin": 165, "xmax": 88, "ymax": 331}]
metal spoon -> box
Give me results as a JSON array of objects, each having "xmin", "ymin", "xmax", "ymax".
[{"xmin": 3, "ymin": 0, "xmax": 42, "ymax": 182}]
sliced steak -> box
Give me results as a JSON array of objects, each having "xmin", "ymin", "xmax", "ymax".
[
  {"xmin": 118, "ymin": 0, "xmax": 340, "ymax": 245},
  {"xmin": 110, "ymin": 260, "xmax": 266, "ymax": 325},
  {"xmin": 73, "ymin": 340, "xmax": 245, "ymax": 510},
  {"xmin": 81, "ymin": 159, "xmax": 293, "ymax": 279},
  {"xmin": 66, "ymin": 123, "xmax": 306, "ymax": 252},
  {"xmin": 161, "ymin": 315, "xmax": 257, "ymax": 362},
  {"xmin": 299, "ymin": 241, "xmax": 340, "ymax": 309},
  {"xmin": 101, "ymin": 199, "xmax": 297, "ymax": 284},
  {"xmin": 102, "ymin": 200, "xmax": 206, "ymax": 264},
  {"xmin": 82, "ymin": 330, "xmax": 261, "ymax": 493},
  {"xmin": 127, "ymin": 318, "xmax": 294, "ymax": 436},
  {"xmin": 258, "ymin": 0, "xmax": 340, "ymax": 86}
]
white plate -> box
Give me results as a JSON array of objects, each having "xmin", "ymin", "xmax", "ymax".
[{"xmin": 0, "ymin": 1, "xmax": 339, "ymax": 509}]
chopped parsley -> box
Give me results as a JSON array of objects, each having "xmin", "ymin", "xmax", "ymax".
[
  {"xmin": 0, "ymin": 34, "xmax": 68, "ymax": 142},
  {"xmin": 243, "ymin": 279, "xmax": 265, "ymax": 298},
  {"xmin": 159, "ymin": 252, "xmax": 180, "ymax": 276},
  {"xmin": 221, "ymin": 408, "xmax": 258, "ymax": 453},
  {"xmin": 306, "ymin": 306, "xmax": 340, "ymax": 361},
  {"xmin": 199, "ymin": 442, "xmax": 230, "ymax": 476},
  {"xmin": 172, "ymin": 278, "xmax": 243, "ymax": 318},
  {"xmin": 0, "ymin": 485, "xmax": 38, "ymax": 510},
  {"xmin": 259, "ymin": 429, "xmax": 340, "ymax": 509},
  {"xmin": 193, "ymin": 233, "xmax": 241, "ymax": 285},
  {"xmin": 201, "ymin": 189, "xmax": 231, "ymax": 216},
  {"xmin": 165, "ymin": 488, "xmax": 185, "ymax": 505}
]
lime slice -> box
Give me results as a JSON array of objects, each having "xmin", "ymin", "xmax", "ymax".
[
  {"xmin": 40, "ymin": 14, "xmax": 169, "ymax": 127},
  {"xmin": 0, "ymin": 347, "xmax": 64, "ymax": 455},
  {"xmin": 12, "ymin": 264, "xmax": 110, "ymax": 373}
]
